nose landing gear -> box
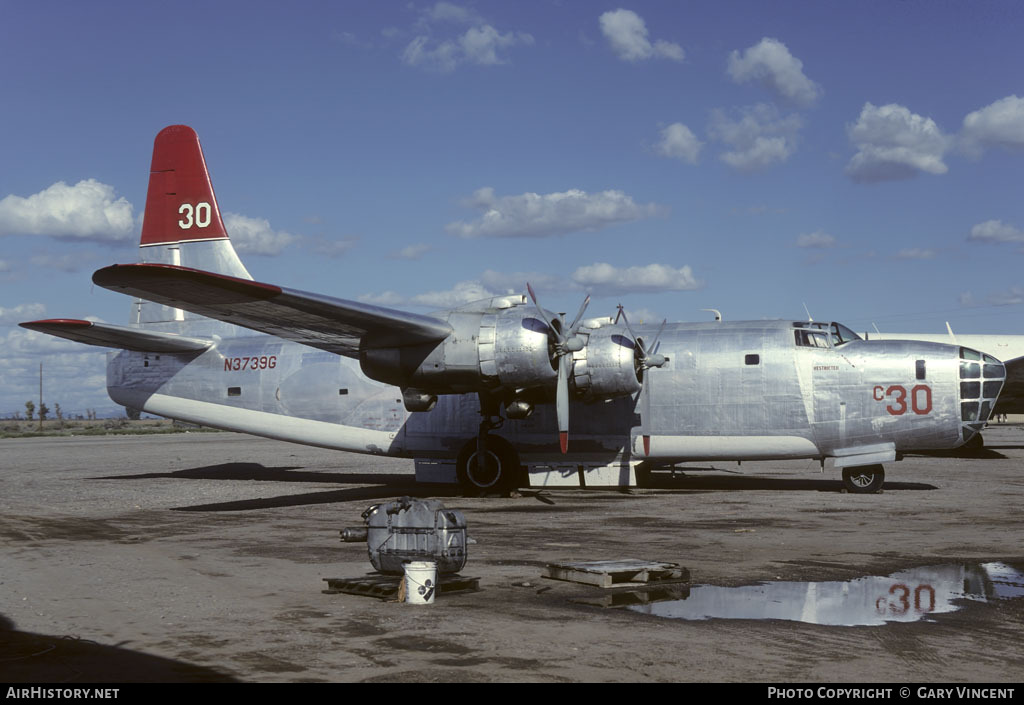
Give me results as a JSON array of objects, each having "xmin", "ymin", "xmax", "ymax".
[{"xmin": 842, "ymin": 465, "xmax": 885, "ymax": 494}]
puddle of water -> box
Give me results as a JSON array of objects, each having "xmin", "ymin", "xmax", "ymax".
[{"xmin": 617, "ymin": 562, "xmax": 1024, "ymax": 627}]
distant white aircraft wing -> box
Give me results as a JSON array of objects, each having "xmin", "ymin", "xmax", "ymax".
[
  {"xmin": 92, "ymin": 263, "xmax": 453, "ymax": 357},
  {"xmin": 996, "ymin": 356, "xmax": 1024, "ymax": 414}
]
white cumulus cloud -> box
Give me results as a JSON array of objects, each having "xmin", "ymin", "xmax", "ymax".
[
  {"xmin": 656, "ymin": 122, "xmax": 702, "ymax": 164},
  {"xmin": 845, "ymin": 103, "xmax": 951, "ymax": 183},
  {"xmin": 599, "ymin": 9, "xmax": 684, "ymax": 62},
  {"xmin": 446, "ymin": 187, "xmax": 663, "ymax": 239},
  {"xmin": 727, "ymin": 37, "xmax": 821, "ymax": 107},
  {"xmin": 0, "ymin": 303, "xmax": 46, "ymax": 324},
  {"xmin": 0, "ymin": 179, "xmax": 134, "ymax": 242},
  {"xmin": 480, "ymin": 269, "xmax": 563, "ymax": 294},
  {"xmin": 960, "ymin": 95, "xmax": 1024, "ymax": 156},
  {"xmin": 424, "ymin": 2, "xmax": 480, "ymax": 25},
  {"xmin": 359, "ymin": 280, "xmax": 499, "ymax": 309},
  {"xmin": 968, "ymin": 219, "xmax": 1024, "ymax": 243},
  {"xmin": 0, "ymin": 327, "xmax": 110, "ymax": 417},
  {"xmin": 223, "ymin": 213, "xmax": 297, "ymax": 255},
  {"xmin": 571, "ymin": 262, "xmax": 701, "ymax": 295},
  {"xmin": 709, "ymin": 104, "xmax": 802, "ymax": 171},
  {"xmin": 402, "ymin": 11, "xmax": 533, "ymax": 73},
  {"xmin": 795, "ymin": 231, "xmax": 836, "ymax": 248}
]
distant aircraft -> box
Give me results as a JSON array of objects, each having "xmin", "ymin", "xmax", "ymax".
[{"xmin": 21, "ymin": 126, "xmax": 1008, "ymax": 494}]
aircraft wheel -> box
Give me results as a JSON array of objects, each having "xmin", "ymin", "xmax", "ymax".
[
  {"xmin": 456, "ymin": 436, "xmax": 520, "ymax": 495},
  {"xmin": 842, "ymin": 465, "xmax": 885, "ymax": 494}
]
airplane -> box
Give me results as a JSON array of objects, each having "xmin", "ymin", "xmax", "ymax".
[{"xmin": 20, "ymin": 125, "xmax": 1008, "ymax": 496}]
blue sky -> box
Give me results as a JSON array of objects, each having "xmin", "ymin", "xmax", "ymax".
[{"xmin": 2, "ymin": 1, "xmax": 1023, "ymax": 416}]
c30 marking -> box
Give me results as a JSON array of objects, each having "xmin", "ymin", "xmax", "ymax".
[{"xmin": 873, "ymin": 384, "xmax": 932, "ymax": 415}]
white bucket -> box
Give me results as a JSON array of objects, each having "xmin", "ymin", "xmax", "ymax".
[{"xmin": 403, "ymin": 561, "xmax": 438, "ymax": 605}]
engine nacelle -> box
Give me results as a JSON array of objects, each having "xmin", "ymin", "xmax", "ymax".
[
  {"xmin": 359, "ymin": 295, "xmax": 556, "ymax": 394},
  {"xmin": 401, "ymin": 388, "xmax": 438, "ymax": 412},
  {"xmin": 571, "ymin": 325, "xmax": 642, "ymax": 401}
]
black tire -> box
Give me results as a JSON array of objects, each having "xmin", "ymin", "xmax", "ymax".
[
  {"xmin": 842, "ymin": 465, "xmax": 885, "ymax": 494},
  {"xmin": 964, "ymin": 432, "xmax": 984, "ymax": 451},
  {"xmin": 456, "ymin": 436, "xmax": 520, "ymax": 494}
]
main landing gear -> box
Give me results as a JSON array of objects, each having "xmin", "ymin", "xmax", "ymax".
[
  {"xmin": 455, "ymin": 393, "xmax": 522, "ymax": 495},
  {"xmin": 842, "ymin": 464, "xmax": 885, "ymax": 494}
]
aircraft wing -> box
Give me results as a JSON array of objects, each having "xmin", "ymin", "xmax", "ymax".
[
  {"xmin": 19, "ymin": 319, "xmax": 212, "ymax": 353},
  {"xmin": 91, "ymin": 263, "xmax": 453, "ymax": 357}
]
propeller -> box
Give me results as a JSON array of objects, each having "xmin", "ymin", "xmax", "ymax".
[
  {"xmin": 527, "ymin": 283, "xmax": 590, "ymax": 454},
  {"xmin": 616, "ymin": 306, "xmax": 667, "ymax": 457}
]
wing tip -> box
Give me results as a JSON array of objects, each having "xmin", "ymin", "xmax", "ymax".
[
  {"xmin": 20, "ymin": 318, "xmax": 92, "ymax": 330},
  {"xmin": 93, "ymin": 263, "xmax": 282, "ymax": 297}
]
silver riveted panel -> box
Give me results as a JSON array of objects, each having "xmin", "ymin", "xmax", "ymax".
[
  {"xmin": 493, "ymin": 308, "xmax": 556, "ymax": 388},
  {"xmin": 477, "ymin": 313, "xmax": 498, "ymax": 380},
  {"xmin": 574, "ymin": 325, "xmax": 641, "ymax": 401}
]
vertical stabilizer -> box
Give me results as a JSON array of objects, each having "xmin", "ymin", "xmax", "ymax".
[{"xmin": 134, "ymin": 125, "xmax": 251, "ymax": 326}]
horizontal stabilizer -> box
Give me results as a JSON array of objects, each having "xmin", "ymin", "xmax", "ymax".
[
  {"xmin": 92, "ymin": 263, "xmax": 453, "ymax": 356},
  {"xmin": 20, "ymin": 319, "xmax": 212, "ymax": 353}
]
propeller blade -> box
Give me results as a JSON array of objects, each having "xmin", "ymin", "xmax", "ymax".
[
  {"xmin": 615, "ymin": 305, "xmax": 665, "ymax": 457},
  {"xmin": 643, "ymin": 320, "xmax": 668, "ymax": 370},
  {"xmin": 557, "ymin": 354, "xmax": 570, "ymax": 453},
  {"xmin": 567, "ymin": 294, "xmax": 591, "ymax": 335},
  {"xmin": 641, "ymin": 367, "xmax": 651, "ymax": 456},
  {"xmin": 616, "ymin": 304, "xmax": 639, "ymax": 347},
  {"xmin": 526, "ymin": 282, "xmax": 562, "ymax": 343},
  {"xmin": 647, "ymin": 319, "xmax": 667, "ymax": 356},
  {"xmin": 527, "ymin": 283, "xmax": 592, "ymax": 454},
  {"xmin": 617, "ymin": 305, "xmax": 668, "ymax": 371}
]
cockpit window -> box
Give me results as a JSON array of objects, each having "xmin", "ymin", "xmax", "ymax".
[
  {"xmin": 792, "ymin": 321, "xmax": 861, "ymax": 348},
  {"xmin": 830, "ymin": 322, "xmax": 861, "ymax": 346}
]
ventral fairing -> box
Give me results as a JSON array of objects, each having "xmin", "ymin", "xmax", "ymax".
[{"xmin": 22, "ymin": 126, "xmax": 1007, "ymax": 494}]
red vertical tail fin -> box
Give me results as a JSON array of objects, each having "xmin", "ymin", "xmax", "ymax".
[
  {"xmin": 141, "ymin": 125, "xmax": 230, "ymax": 246},
  {"xmin": 134, "ymin": 125, "xmax": 251, "ymax": 326}
]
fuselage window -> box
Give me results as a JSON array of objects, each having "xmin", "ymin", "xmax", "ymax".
[
  {"xmin": 745, "ymin": 354, "xmax": 760, "ymax": 365},
  {"xmin": 227, "ymin": 387, "xmax": 241, "ymax": 397},
  {"xmin": 916, "ymin": 360, "xmax": 926, "ymax": 380}
]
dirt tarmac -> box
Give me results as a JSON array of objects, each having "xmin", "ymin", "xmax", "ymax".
[{"xmin": 2, "ymin": 428, "xmax": 1023, "ymax": 683}]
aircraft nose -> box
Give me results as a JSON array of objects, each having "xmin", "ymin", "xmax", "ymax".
[{"xmin": 958, "ymin": 346, "xmax": 1006, "ymax": 437}]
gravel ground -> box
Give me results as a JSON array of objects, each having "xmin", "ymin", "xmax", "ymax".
[{"xmin": 2, "ymin": 428, "xmax": 1023, "ymax": 683}]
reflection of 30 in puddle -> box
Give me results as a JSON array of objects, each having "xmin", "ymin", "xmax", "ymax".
[{"xmin": 611, "ymin": 563, "xmax": 1024, "ymax": 627}]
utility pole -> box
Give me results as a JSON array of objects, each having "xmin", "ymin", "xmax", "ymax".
[{"xmin": 38, "ymin": 362, "xmax": 43, "ymax": 431}]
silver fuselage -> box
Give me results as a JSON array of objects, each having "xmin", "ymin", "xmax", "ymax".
[{"xmin": 107, "ymin": 317, "xmax": 992, "ymax": 466}]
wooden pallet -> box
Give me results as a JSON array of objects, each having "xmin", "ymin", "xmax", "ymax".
[
  {"xmin": 322, "ymin": 573, "xmax": 480, "ymax": 599},
  {"xmin": 543, "ymin": 559, "xmax": 689, "ymax": 588},
  {"xmin": 572, "ymin": 583, "xmax": 691, "ymax": 608}
]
